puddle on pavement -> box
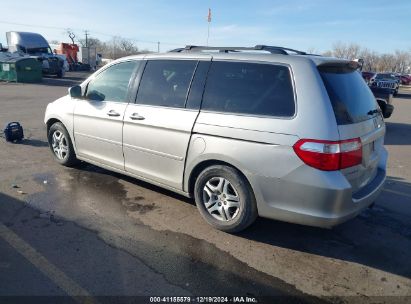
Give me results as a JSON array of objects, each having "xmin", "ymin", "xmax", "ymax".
[
  {"xmin": 30, "ymin": 166, "xmax": 158, "ymax": 217},
  {"xmin": 26, "ymin": 166, "xmax": 322, "ymax": 302}
]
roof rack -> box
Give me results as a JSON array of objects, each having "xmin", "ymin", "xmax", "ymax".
[{"xmin": 169, "ymin": 45, "xmax": 307, "ymax": 55}]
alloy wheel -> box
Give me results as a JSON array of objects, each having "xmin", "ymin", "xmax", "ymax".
[
  {"xmin": 202, "ymin": 177, "xmax": 241, "ymax": 221},
  {"xmin": 51, "ymin": 130, "xmax": 68, "ymax": 160}
]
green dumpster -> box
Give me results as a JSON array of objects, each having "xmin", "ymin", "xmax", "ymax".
[{"xmin": 0, "ymin": 57, "xmax": 42, "ymax": 83}]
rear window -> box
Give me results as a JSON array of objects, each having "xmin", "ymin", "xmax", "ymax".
[
  {"xmin": 202, "ymin": 62, "xmax": 295, "ymax": 117},
  {"xmin": 320, "ymin": 69, "xmax": 378, "ymax": 124}
]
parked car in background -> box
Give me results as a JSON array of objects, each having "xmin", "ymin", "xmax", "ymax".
[
  {"xmin": 362, "ymin": 71, "xmax": 375, "ymax": 84},
  {"xmin": 45, "ymin": 45, "xmax": 387, "ymax": 232},
  {"xmin": 360, "ymin": 71, "xmax": 394, "ymax": 118},
  {"xmin": 393, "ymin": 74, "xmax": 402, "ymax": 85},
  {"xmin": 400, "ymin": 74, "xmax": 411, "ymax": 85},
  {"xmin": 370, "ymin": 73, "xmax": 399, "ymax": 96}
]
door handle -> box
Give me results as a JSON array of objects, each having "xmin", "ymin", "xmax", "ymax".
[
  {"xmin": 107, "ymin": 110, "xmax": 120, "ymax": 117},
  {"xmin": 130, "ymin": 113, "xmax": 145, "ymax": 120}
]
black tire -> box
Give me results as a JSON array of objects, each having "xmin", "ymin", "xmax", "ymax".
[
  {"xmin": 194, "ymin": 165, "xmax": 258, "ymax": 233},
  {"xmin": 48, "ymin": 122, "xmax": 79, "ymax": 167},
  {"xmin": 56, "ymin": 69, "xmax": 64, "ymax": 78}
]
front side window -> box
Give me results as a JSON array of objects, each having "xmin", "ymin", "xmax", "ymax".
[
  {"xmin": 201, "ymin": 62, "xmax": 295, "ymax": 117},
  {"xmin": 136, "ymin": 60, "xmax": 197, "ymax": 108},
  {"xmin": 86, "ymin": 61, "xmax": 139, "ymax": 102}
]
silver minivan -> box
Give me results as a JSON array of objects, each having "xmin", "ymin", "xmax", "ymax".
[{"xmin": 44, "ymin": 45, "xmax": 387, "ymax": 232}]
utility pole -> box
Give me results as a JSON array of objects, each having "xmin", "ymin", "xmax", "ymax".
[
  {"xmin": 207, "ymin": 8, "xmax": 211, "ymax": 46},
  {"xmin": 112, "ymin": 36, "xmax": 115, "ymax": 60},
  {"xmin": 84, "ymin": 30, "xmax": 89, "ymax": 47},
  {"xmin": 157, "ymin": 41, "xmax": 160, "ymax": 53},
  {"xmin": 84, "ymin": 30, "xmax": 90, "ymax": 67}
]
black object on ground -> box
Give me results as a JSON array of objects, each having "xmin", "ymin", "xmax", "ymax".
[{"xmin": 3, "ymin": 122, "xmax": 24, "ymax": 142}]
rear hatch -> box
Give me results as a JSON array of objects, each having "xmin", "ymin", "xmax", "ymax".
[{"xmin": 319, "ymin": 63, "xmax": 385, "ymax": 194}]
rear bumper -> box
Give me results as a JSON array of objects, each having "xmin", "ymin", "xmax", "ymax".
[{"xmin": 251, "ymin": 159, "xmax": 387, "ymax": 228}]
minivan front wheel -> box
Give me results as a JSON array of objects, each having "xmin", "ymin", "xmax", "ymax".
[
  {"xmin": 194, "ymin": 165, "xmax": 258, "ymax": 233},
  {"xmin": 48, "ymin": 122, "xmax": 78, "ymax": 167}
]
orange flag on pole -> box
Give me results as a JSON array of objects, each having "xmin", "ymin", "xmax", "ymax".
[{"xmin": 208, "ymin": 8, "xmax": 212, "ymax": 22}]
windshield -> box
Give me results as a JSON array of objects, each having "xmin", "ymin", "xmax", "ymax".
[
  {"xmin": 320, "ymin": 69, "xmax": 378, "ymax": 124},
  {"xmin": 375, "ymin": 73, "xmax": 395, "ymax": 80},
  {"xmin": 27, "ymin": 47, "xmax": 53, "ymax": 55}
]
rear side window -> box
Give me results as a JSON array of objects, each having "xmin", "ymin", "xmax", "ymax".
[
  {"xmin": 136, "ymin": 60, "xmax": 197, "ymax": 108},
  {"xmin": 320, "ymin": 69, "xmax": 378, "ymax": 124},
  {"xmin": 86, "ymin": 61, "xmax": 139, "ymax": 102},
  {"xmin": 202, "ymin": 62, "xmax": 295, "ymax": 117}
]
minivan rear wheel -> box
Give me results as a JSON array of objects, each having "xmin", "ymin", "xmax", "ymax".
[
  {"xmin": 48, "ymin": 122, "xmax": 79, "ymax": 167},
  {"xmin": 194, "ymin": 165, "xmax": 258, "ymax": 233}
]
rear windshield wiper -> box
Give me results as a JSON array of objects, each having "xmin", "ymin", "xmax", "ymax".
[{"xmin": 367, "ymin": 109, "xmax": 381, "ymax": 115}]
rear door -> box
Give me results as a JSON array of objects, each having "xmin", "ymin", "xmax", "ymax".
[
  {"xmin": 123, "ymin": 59, "xmax": 207, "ymax": 189},
  {"xmin": 320, "ymin": 66, "xmax": 385, "ymax": 193}
]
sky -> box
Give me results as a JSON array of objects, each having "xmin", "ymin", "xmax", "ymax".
[{"xmin": 0, "ymin": 0, "xmax": 410, "ymax": 54}]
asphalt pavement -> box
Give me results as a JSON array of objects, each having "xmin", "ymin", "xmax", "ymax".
[{"xmin": 0, "ymin": 74, "xmax": 410, "ymax": 304}]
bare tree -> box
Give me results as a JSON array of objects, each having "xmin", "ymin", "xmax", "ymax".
[
  {"xmin": 78, "ymin": 37, "xmax": 103, "ymax": 49},
  {"xmin": 306, "ymin": 47, "xmax": 318, "ymax": 54},
  {"xmin": 359, "ymin": 48, "xmax": 379, "ymax": 71},
  {"xmin": 322, "ymin": 42, "xmax": 411, "ymax": 73},
  {"xmin": 119, "ymin": 38, "xmax": 138, "ymax": 53},
  {"xmin": 95, "ymin": 36, "xmax": 141, "ymax": 59},
  {"xmin": 377, "ymin": 54, "xmax": 396, "ymax": 72},
  {"xmin": 66, "ymin": 29, "xmax": 76, "ymax": 44},
  {"xmin": 331, "ymin": 42, "xmax": 361, "ymax": 60},
  {"xmin": 322, "ymin": 50, "xmax": 333, "ymax": 57},
  {"xmin": 393, "ymin": 50, "xmax": 411, "ymax": 73}
]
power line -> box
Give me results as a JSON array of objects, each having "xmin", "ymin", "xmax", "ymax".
[
  {"xmin": 0, "ymin": 20, "xmax": 81, "ymax": 31},
  {"xmin": 0, "ymin": 20, "xmax": 183, "ymax": 47}
]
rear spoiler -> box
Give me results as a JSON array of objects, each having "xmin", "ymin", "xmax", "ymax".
[{"xmin": 318, "ymin": 60, "xmax": 361, "ymax": 73}]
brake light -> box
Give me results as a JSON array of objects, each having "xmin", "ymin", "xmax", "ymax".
[{"xmin": 293, "ymin": 138, "xmax": 362, "ymax": 171}]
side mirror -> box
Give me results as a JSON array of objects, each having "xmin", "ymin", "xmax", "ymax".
[
  {"xmin": 68, "ymin": 85, "xmax": 82, "ymax": 98},
  {"xmin": 383, "ymin": 104, "xmax": 394, "ymax": 119},
  {"xmin": 376, "ymin": 98, "xmax": 393, "ymax": 119}
]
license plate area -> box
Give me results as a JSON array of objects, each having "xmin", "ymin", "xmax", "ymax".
[
  {"xmin": 364, "ymin": 139, "xmax": 379, "ymax": 166},
  {"xmin": 370, "ymin": 141, "xmax": 375, "ymax": 153}
]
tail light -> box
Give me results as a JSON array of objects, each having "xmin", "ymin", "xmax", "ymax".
[{"xmin": 293, "ymin": 138, "xmax": 362, "ymax": 171}]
